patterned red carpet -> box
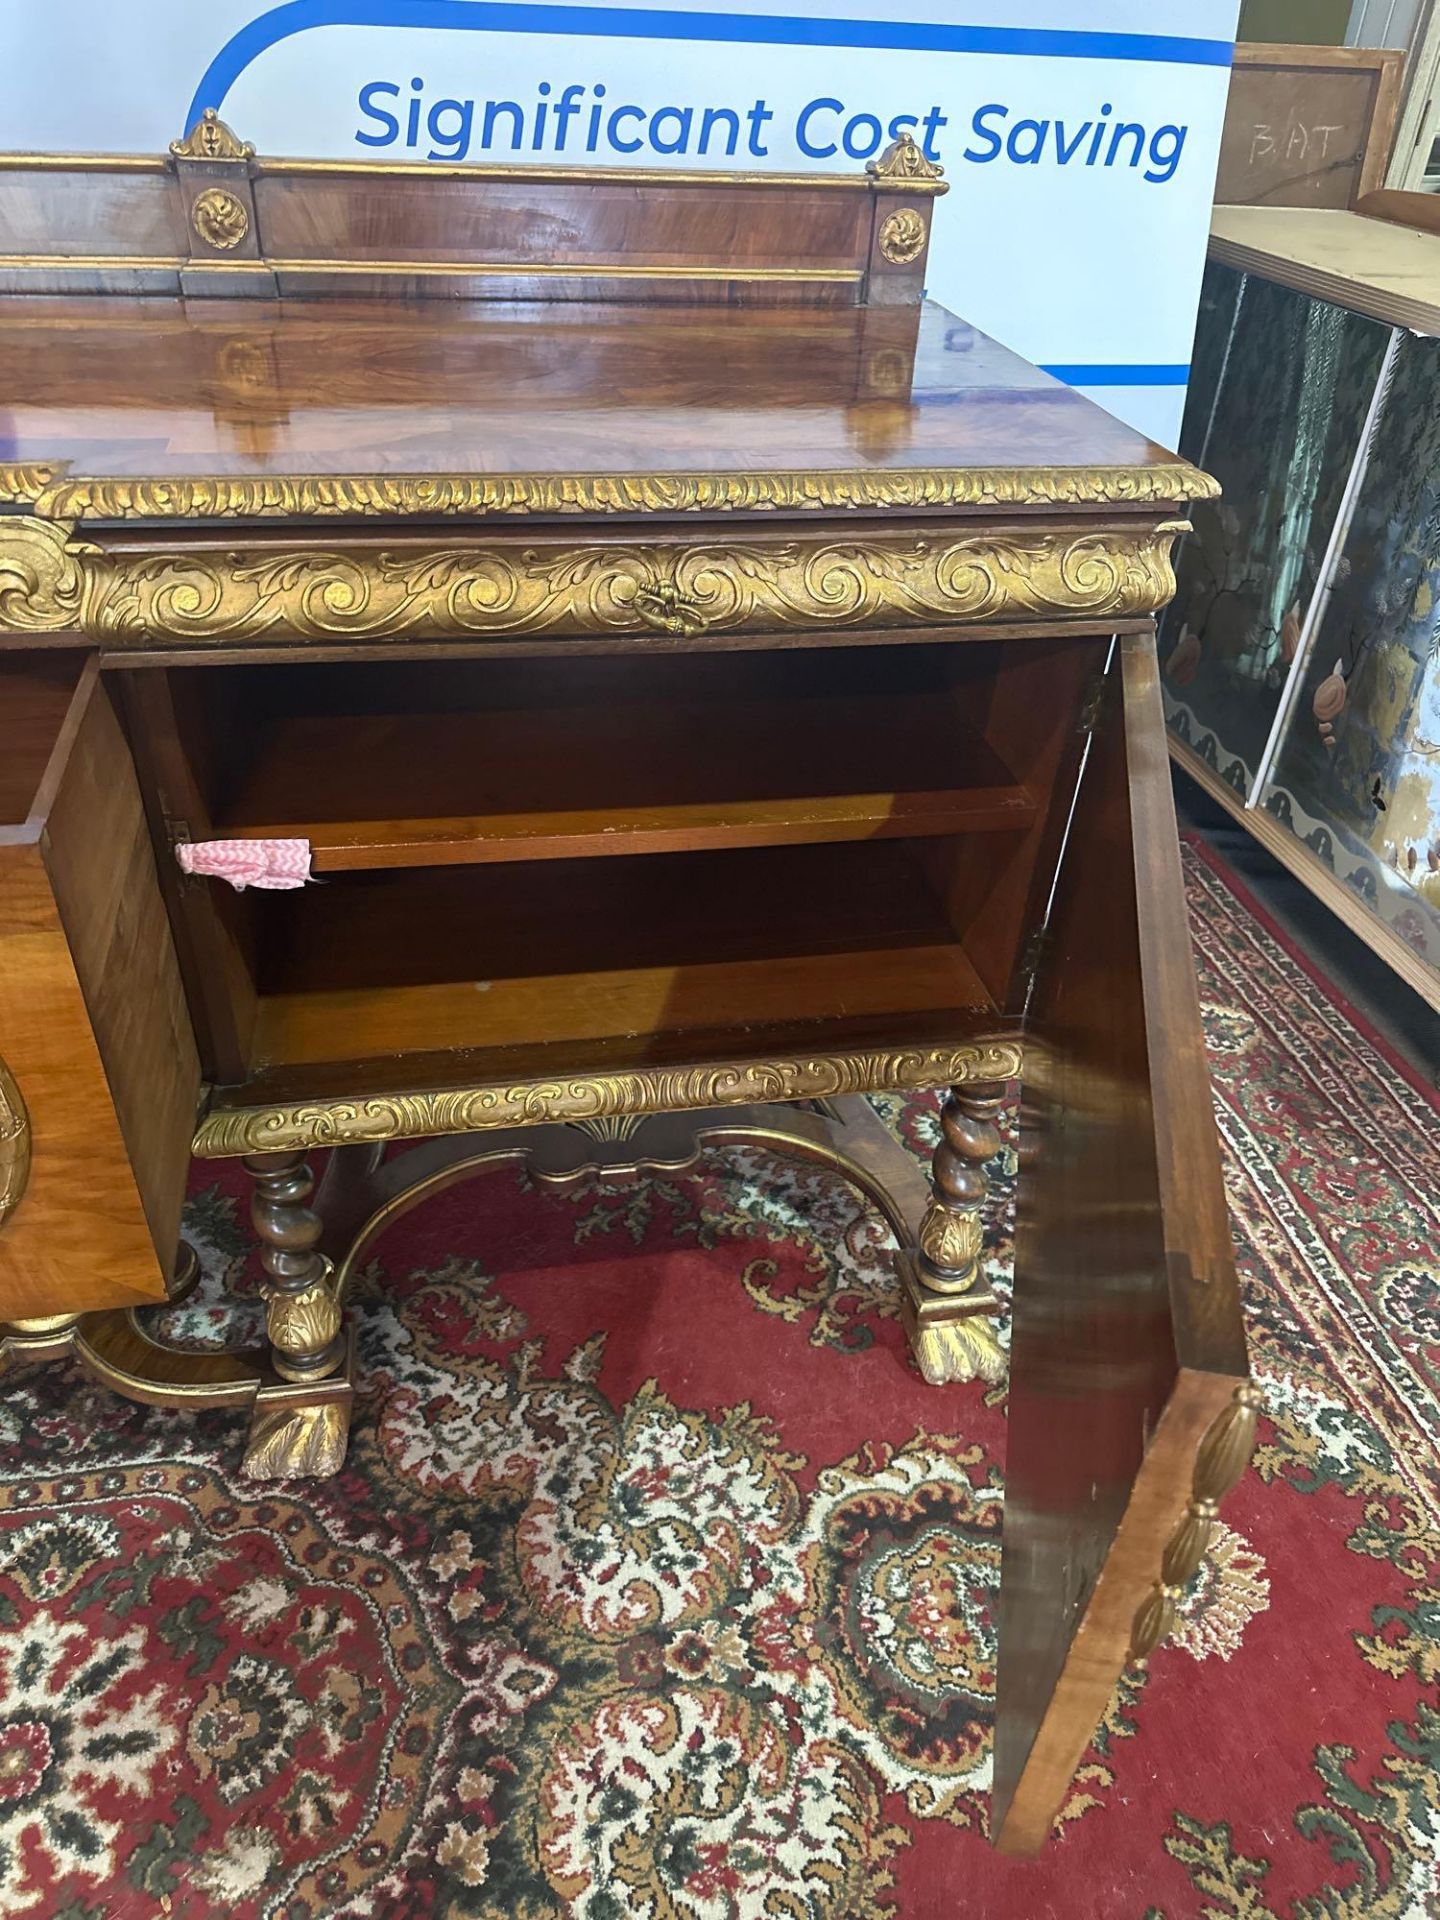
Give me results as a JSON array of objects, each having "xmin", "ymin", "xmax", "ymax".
[{"xmin": 0, "ymin": 838, "xmax": 1436, "ymax": 1919}]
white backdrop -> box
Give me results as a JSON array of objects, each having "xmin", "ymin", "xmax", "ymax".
[{"xmin": 0, "ymin": 0, "xmax": 1241, "ymax": 443}]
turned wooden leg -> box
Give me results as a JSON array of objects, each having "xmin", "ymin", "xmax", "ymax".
[
  {"xmin": 900, "ymin": 1080, "xmax": 1007, "ymax": 1386},
  {"xmin": 241, "ymin": 1150, "xmax": 352, "ymax": 1480}
]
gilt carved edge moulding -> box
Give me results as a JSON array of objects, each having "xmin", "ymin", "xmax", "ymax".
[
  {"xmin": 191, "ymin": 1040, "xmax": 1029, "ymax": 1158},
  {"xmin": 0, "ymin": 464, "xmax": 1216, "ymax": 522}
]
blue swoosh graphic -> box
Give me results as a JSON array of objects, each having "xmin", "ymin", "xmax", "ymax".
[
  {"xmin": 1041, "ymin": 364, "xmax": 1190, "ymax": 385},
  {"xmin": 186, "ymin": 2, "xmax": 1233, "ymax": 133}
]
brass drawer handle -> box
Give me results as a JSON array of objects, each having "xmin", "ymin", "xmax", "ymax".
[{"xmin": 631, "ymin": 579, "xmax": 709, "ymax": 637}]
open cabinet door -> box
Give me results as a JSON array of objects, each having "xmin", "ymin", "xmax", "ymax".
[
  {"xmin": 991, "ymin": 629, "xmax": 1255, "ymax": 1855},
  {"xmin": 0, "ymin": 653, "xmax": 201, "ymax": 1320}
]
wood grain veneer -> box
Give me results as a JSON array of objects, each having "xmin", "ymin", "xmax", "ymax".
[{"xmin": 0, "ymin": 658, "xmax": 196, "ymax": 1315}]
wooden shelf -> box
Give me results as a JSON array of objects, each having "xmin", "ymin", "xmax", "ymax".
[
  {"xmin": 245, "ymin": 839, "xmax": 994, "ymax": 1071},
  {"xmin": 214, "ymin": 684, "xmax": 1033, "ymax": 869}
]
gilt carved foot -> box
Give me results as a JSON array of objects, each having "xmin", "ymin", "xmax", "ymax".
[
  {"xmin": 242, "ymin": 1150, "xmax": 352, "ymax": 1479},
  {"xmin": 901, "ymin": 1078, "xmax": 1008, "ymax": 1386},
  {"xmin": 243, "ymin": 1382, "xmax": 353, "ymax": 1479},
  {"xmin": 898, "ymin": 1252, "xmax": 1006, "ymax": 1384}
]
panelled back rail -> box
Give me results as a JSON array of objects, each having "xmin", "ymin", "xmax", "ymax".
[
  {"xmin": 0, "ymin": 109, "xmax": 944, "ymax": 306},
  {"xmin": 0, "ymin": 121, "xmax": 1251, "ymax": 1860}
]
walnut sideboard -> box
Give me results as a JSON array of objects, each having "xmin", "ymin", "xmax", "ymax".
[{"xmin": 0, "ymin": 119, "xmax": 1254, "ymax": 1852}]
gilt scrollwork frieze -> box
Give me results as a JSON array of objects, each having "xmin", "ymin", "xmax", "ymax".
[
  {"xmin": 0, "ymin": 516, "xmax": 1190, "ymax": 644},
  {"xmin": 193, "ymin": 1040, "xmax": 1027, "ymax": 1157}
]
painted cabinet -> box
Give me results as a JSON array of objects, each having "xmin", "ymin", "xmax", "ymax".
[{"xmin": 1163, "ymin": 254, "xmax": 1440, "ymax": 1002}]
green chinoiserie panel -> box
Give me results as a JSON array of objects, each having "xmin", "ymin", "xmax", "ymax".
[
  {"xmin": 1161, "ymin": 266, "xmax": 1391, "ymax": 794},
  {"xmin": 1260, "ymin": 332, "xmax": 1440, "ymax": 987}
]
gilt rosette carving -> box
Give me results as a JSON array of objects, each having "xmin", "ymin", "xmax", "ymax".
[
  {"xmin": 878, "ymin": 208, "xmax": 928, "ymax": 264},
  {"xmin": 194, "ymin": 1040, "xmax": 1027, "ymax": 1157},
  {"xmin": 190, "ymin": 186, "xmax": 250, "ymax": 250},
  {"xmin": 0, "ymin": 519, "xmax": 1189, "ymax": 644}
]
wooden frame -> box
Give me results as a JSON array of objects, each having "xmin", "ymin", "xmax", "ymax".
[
  {"xmin": 1383, "ymin": 0, "xmax": 1440, "ymax": 188},
  {"xmin": 1217, "ymin": 43, "xmax": 1404, "ymax": 206}
]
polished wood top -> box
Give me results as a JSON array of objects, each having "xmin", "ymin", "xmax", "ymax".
[{"xmin": 0, "ymin": 297, "xmax": 1208, "ymax": 522}]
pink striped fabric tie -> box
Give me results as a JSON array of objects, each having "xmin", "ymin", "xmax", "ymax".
[{"xmin": 175, "ymin": 838, "xmax": 313, "ymax": 891}]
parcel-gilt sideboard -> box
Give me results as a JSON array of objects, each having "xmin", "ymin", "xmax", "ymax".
[{"xmin": 0, "ymin": 118, "xmax": 1254, "ymax": 1853}]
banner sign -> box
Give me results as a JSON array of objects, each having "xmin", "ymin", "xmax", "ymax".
[{"xmin": 2, "ymin": 2, "xmax": 1241, "ymax": 442}]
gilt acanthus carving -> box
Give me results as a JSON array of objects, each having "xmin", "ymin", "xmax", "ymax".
[
  {"xmin": 1129, "ymin": 1382, "xmax": 1264, "ymax": 1664},
  {"xmin": 266, "ymin": 1282, "xmax": 343, "ymax": 1356},
  {"xmin": 170, "ymin": 109, "xmax": 255, "ymax": 161},
  {"xmin": 193, "ymin": 1040, "xmax": 1028, "ymax": 1157},
  {"xmin": 916, "ymin": 1202, "xmax": 985, "ymax": 1278},
  {"xmin": 867, "ymin": 131, "xmax": 946, "ymax": 186},
  {"xmin": 242, "ymin": 1401, "xmax": 348, "ymax": 1479},
  {"xmin": 0, "ymin": 518, "xmax": 1189, "ymax": 644}
]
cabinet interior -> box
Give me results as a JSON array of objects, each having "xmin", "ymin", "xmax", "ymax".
[{"xmin": 116, "ymin": 636, "xmax": 1102, "ymax": 1097}]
